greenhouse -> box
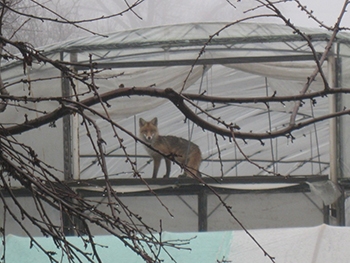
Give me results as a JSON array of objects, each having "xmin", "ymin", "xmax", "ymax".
[{"xmin": 2, "ymin": 21, "xmax": 350, "ymax": 236}]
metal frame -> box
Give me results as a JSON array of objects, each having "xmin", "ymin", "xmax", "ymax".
[
  {"xmin": 74, "ymin": 54, "xmax": 319, "ymax": 70},
  {"xmin": 70, "ymin": 175, "xmax": 327, "ymax": 231},
  {"xmin": 65, "ymin": 40, "xmax": 334, "ymax": 231},
  {"xmin": 33, "ymin": 25, "xmax": 350, "ymax": 232}
]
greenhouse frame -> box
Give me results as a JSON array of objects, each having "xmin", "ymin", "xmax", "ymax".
[{"xmin": 2, "ymin": 22, "xmax": 350, "ymax": 236}]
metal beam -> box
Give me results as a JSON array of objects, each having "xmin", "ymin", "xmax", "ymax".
[
  {"xmin": 75, "ymin": 54, "xmax": 319, "ymax": 70},
  {"xmin": 46, "ymin": 33, "xmax": 336, "ymax": 54},
  {"xmin": 68, "ymin": 175, "xmax": 328, "ymax": 187}
]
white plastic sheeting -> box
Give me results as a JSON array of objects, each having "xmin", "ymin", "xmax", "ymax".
[
  {"xmin": 79, "ymin": 65, "xmax": 331, "ymax": 179},
  {"xmin": 307, "ymin": 180, "xmax": 341, "ymax": 205},
  {"xmin": 2, "ymin": 22, "xmax": 350, "ymax": 180}
]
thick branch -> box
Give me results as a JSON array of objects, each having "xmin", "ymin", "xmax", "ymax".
[{"xmin": 1, "ymin": 87, "xmax": 348, "ymax": 140}]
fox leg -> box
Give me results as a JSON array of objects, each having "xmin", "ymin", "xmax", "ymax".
[
  {"xmin": 163, "ymin": 158, "xmax": 171, "ymax": 178},
  {"xmin": 152, "ymin": 156, "xmax": 161, "ymax": 178},
  {"xmin": 185, "ymin": 154, "xmax": 202, "ymax": 178}
]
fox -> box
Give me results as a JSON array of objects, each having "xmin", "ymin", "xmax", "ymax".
[{"xmin": 139, "ymin": 117, "xmax": 202, "ymax": 178}]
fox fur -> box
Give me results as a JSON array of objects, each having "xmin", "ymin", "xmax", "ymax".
[{"xmin": 139, "ymin": 117, "xmax": 202, "ymax": 178}]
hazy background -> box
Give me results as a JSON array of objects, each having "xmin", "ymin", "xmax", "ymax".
[
  {"xmin": 78, "ymin": 0, "xmax": 349, "ymax": 31},
  {"xmin": 6, "ymin": 0, "xmax": 349, "ymax": 48}
]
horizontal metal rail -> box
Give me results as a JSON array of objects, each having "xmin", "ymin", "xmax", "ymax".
[{"xmin": 74, "ymin": 54, "xmax": 319, "ymax": 70}]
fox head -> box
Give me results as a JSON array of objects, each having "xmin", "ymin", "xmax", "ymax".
[{"xmin": 139, "ymin": 117, "xmax": 159, "ymax": 142}]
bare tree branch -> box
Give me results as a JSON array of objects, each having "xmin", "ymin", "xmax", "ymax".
[{"xmin": 0, "ymin": 1, "xmax": 349, "ymax": 262}]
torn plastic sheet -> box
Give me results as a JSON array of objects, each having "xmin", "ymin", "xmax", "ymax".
[{"xmin": 306, "ymin": 180, "xmax": 341, "ymax": 205}]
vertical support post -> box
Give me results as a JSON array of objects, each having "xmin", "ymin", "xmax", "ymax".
[
  {"xmin": 337, "ymin": 189, "xmax": 345, "ymax": 226},
  {"xmin": 70, "ymin": 53, "xmax": 80, "ymax": 180},
  {"xmin": 61, "ymin": 51, "xmax": 75, "ymax": 235},
  {"xmin": 329, "ymin": 53, "xmax": 337, "ymax": 186},
  {"xmin": 198, "ymin": 188, "xmax": 208, "ymax": 232},
  {"xmin": 61, "ymin": 52, "xmax": 81, "ymax": 236},
  {"xmin": 323, "ymin": 204, "xmax": 330, "ymax": 224},
  {"xmin": 61, "ymin": 52, "xmax": 80, "ymax": 181},
  {"xmin": 61, "ymin": 52, "xmax": 73, "ymax": 181},
  {"xmin": 328, "ymin": 48, "xmax": 344, "ymax": 225}
]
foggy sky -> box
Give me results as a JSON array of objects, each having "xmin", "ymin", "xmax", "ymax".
[
  {"xmin": 79, "ymin": 0, "xmax": 349, "ymax": 32},
  {"xmin": 30, "ymin": 0, "xmax": 348, "ymax": 47}
]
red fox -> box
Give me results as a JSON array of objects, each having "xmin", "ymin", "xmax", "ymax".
[{"xmin": 139, "ymin": 117, "xmax": 202, "ymax": 178}]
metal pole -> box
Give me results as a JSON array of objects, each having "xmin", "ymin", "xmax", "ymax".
[
  {"xmin": 62, "ymin": 52, "xmax": 79, "ymax": 181},
  {"xmin": 328, "ymin": 52, "xmax": 337, "ymax": 186},
  {"xmin": 61, "ymin": 51, "xmax": 73, "ymax": 181},
  {"xmin": 61, "ymin": 51, "xmax": 75, "ymax": 235},
  {"xmin": 328, "ymin": 48, "xmax": 344, "ymax": 226},
  {"xmin": 198, "ymin": 188, "xmax": 208, "ymax": 231},
  {"xmin": 70, "ymin": 52, "xmax": 80, "ymax": 180}
]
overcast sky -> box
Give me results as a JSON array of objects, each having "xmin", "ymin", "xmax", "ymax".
[
  {"xmin": 34, "ymin": 0, "xmax": 347, "ymax": 47},
  {"xmin": 79, "ymin": 0, "xmax": 350, "ymax": 32}
]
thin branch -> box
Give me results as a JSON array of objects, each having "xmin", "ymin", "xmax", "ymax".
[{"xmin": 0, "ymin": 0, "xmax": 145, "ymax": 37}]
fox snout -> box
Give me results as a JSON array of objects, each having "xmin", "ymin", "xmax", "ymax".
[{"xmin": 143, "ymin": 133, "xmax": 154, "ymax": 141}]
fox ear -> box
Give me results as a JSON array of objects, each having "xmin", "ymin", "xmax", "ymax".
[
  {"xmin": 139, "ymin": 118, "xmax": 146, "ymax": 127},
  {"xmin": 151, "ymin": 117, "xmax": 158, "ymax": 126}
]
